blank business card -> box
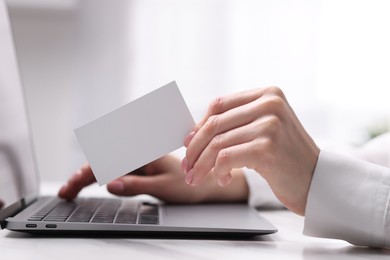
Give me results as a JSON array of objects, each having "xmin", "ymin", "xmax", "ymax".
[{"xmin": 74, "ymin": 81, "xmax": 195, "ymax": 185}]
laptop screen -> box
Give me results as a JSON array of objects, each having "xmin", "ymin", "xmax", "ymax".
[{"xmin": 0, "ymin": 0, "xmax": 39, "ymax": 221}]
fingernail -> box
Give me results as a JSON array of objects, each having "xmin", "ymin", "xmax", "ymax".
[
  {"xmin": 185, "ymin": 169, "xmax": 194, "ymax": 185},
  {"xmin": 108, "ymin": 180, "xmax": 124, "ymax": 193},
  {"xmin": 184, "ymin": 131, "xmax": 196, "ymax": 147},
  {"xmin": 58, "ymin": 185, "xmax": 67, "ymax": 195},
  {"xmin": 218, "ymin": 174, "xmax": 232, "ymax": 187},
  {"xmin": 181, "ymin": 157, "xmax": 188, "ymax": 174}
]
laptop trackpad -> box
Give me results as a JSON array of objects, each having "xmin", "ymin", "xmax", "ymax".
[{"xmin": 163, "ymin": 204, "xmax": 275, "ymax": 231}]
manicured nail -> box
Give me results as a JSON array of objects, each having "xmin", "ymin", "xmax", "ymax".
[
  {"xmin": 181, "ymin": 157, "xmax": 188, "ymax": 174},
  {"xmin": 108, "ymin": 180, "xmax": 124, "ymax": 193},
  {"xmin": 218, "ymin": 174, "xmax": 232, "ymax": 187},
  {"xmin": 58, "ymin": 185, "xmax": 67, "ymax": 195},
  {"xmin": 185, "ymin": 169, "xmax": 194, "ymax": 185}
]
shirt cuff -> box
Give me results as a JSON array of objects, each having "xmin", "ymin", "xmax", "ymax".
[
  {"xmin": 243, "ymin": 168, "xmax": 284, "ymax": 209},
  {"xmin": 304, "ymin": 150, "xmax": 390, "ymax": 248}
]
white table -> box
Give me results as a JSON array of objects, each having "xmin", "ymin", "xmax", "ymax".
[{"xmin": 1, "ymin": 182, "xmax": 389, "ymax": 260}]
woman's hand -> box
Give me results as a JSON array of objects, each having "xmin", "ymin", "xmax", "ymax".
[
  {"xmin": 58, "ymin": 155, "xmax": 249, "ymax": 204},
  {"xmin": 182, "ymin": 87, "xmax": 320, "ymax": 215}
]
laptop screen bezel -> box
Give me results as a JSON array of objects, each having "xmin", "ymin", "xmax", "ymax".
[{"xmin": 0, "ymin": 0, "xmax": 40, "ymax": 225}]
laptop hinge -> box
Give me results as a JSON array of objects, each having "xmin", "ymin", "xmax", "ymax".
[
  {"xmin": 0, "ymin": 197, "xmax": 38, "ymax": 230},
  {"xmin": 0, "ymin": 220, "xmax": 7, "ymax": 229}
]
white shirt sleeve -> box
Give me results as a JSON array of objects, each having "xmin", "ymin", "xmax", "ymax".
[
  {"xmin": 243, "ymin": 168, "xmax": 284, "ymax": 209},
  {"xmin": 304, "ymin": 150, "xmax": 390, "ymax": 248},
  {"xmin": 352, "ymin": 132, "xmax": 390, "ymax": 167}
]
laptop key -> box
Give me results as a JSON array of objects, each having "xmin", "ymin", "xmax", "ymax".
[
  {"xmin": 139, "ymin": 215, "xmax": 159, "ymax": 225},
  {"xmin": 90, "ymin": 200, "xmax": 121, "ymax": 223},
  {"xmin": 114, "ymin": 209, "xmax": 138, "ymax": 224},
  {"xmin": 28, "ymin": 217, "xmax": 44, "ymax": 221},
  {"xmin": 138, "ymin": 204, "xmax": 159, "ymax": 225},
  {"xmin": 68, "ymin": 205, "xmax": 99, "ymax": 222}
]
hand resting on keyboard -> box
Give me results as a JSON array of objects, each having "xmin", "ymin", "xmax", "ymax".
[{"xmin": 58, "ymin": 155, "xmax": 248, "ymax": 204}]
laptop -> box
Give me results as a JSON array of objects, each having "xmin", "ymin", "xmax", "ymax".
[{"xmin": 0, "ymin": 0, "xmax": 277, "ymax": 236}]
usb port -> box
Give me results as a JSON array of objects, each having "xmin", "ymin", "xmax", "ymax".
[
  {"xmin": 26, "ymin": 224, "xmax": 37, "ymax": 228},
  {"xmin": 45, "ymin": 224, "xmax": 57, "ymax": 228}
]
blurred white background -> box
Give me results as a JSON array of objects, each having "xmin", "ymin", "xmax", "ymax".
[{"xmin": 6, "ymin": 0, "xmax": 390, "ymax": 181}]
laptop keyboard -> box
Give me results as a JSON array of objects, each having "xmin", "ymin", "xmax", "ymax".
[{"xmin": 27, "ymin": 198, "xmax": 159, "ymax": 225}]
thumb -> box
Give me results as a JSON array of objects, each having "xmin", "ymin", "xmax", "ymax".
[{"xmin": 107, "ymin": 175, "xmax": 161, "ymax": 197}]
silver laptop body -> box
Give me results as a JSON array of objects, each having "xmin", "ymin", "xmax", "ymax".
[{"xmin": 0, "ymin": 0, "xmax": 277, "ymax": 236}]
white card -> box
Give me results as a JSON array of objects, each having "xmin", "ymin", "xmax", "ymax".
[{"xmin": 74, "ymin": 81, "xmax": 195, "ymax": 185}]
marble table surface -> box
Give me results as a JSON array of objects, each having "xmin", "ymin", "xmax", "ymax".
[{"xmin": 1, "ymin": 182, "xmax": 389, "ymax": 260}]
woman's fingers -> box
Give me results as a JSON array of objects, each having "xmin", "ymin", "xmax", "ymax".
[
  {"xmin": 183, "ymin": 88, "xmax": 263, "ymax": 148},
  {"xmin": 194, "ymin": 88, "xmax": 266, "ymax": 130},
  {"xmin": 58, "ymin": 163, "xmax": 96, "ymax": 200},
  {"xmin": 213, "ymin": 141, "xmax": 265, "ymax": 186},
  {"xmin": 186, "ymin": 122, "xmax": 257, "ymax": 186},
  {"xmin": 107, "ymin": 175, "xmax": 162, "ymax": 197},
  {"xmin": 184, "ymin": 89, "xmax": 287, "ymax": 185},
  {"xmin": 106, "ymin": 173, "xmax": 201, "ymax": 204},
  {"xmin": 184, "ymin": 96, "xmax": 267, "ymax": 174},
  {"xmin": 58, "ymin": 155, "xmax": 181, "ymax": 201}
]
